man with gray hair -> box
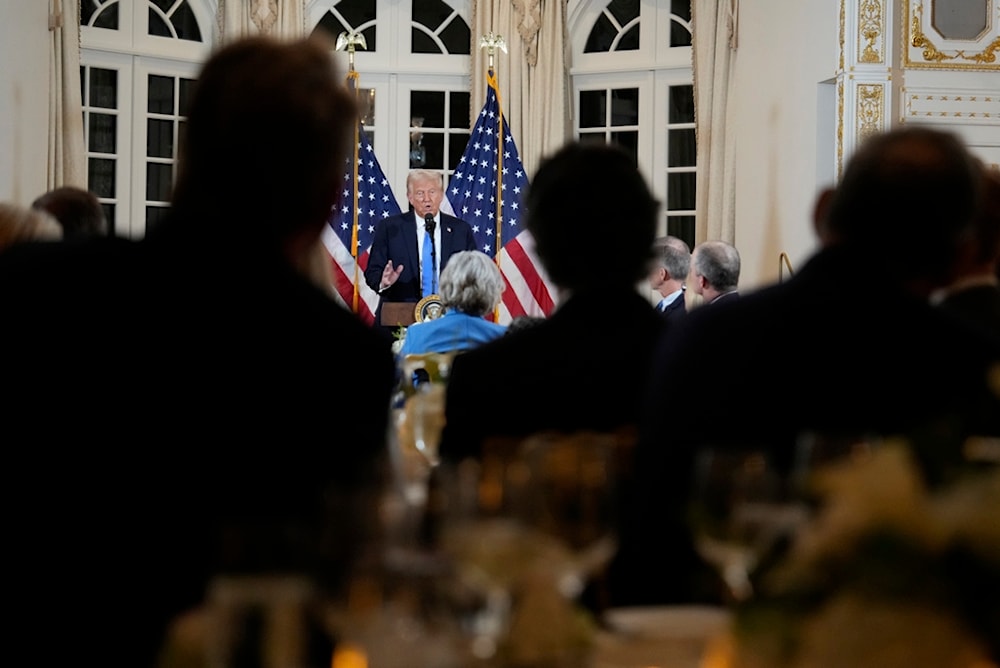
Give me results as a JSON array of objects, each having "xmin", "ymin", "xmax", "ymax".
[
  {"xmin": 691, "ymin": 239, "xmax": 740, "ymax": 304},
  {"xmin": 649, "ymin": 235, "xmax": 691, "ymax": 322}
]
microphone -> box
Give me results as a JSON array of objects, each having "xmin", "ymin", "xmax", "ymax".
[{"xmin": 424, "ymin": 214, "xmax": 436, "ymax": 235}]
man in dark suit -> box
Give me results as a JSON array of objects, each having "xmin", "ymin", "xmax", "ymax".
[
  {"xmin": 365, "ymin": 169, "xmax": 476, "ymax": 329},
  {"xmin": 649, "ymin": 234, "xmax": 691, "ymax": 324},
  {"xmin": 690, "ymin": 239, "xmax": 740, "ymax": 305},
  {"xmin": 615, "ymin": 126, "xmax": 1000, "ymax": 608},
  {"xmin": 0, "ymin": 35, "xmax": 395, "ymax": 667}
]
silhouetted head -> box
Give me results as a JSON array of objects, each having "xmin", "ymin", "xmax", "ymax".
[
  {"xmin": 525, "ymin": 142, "xmax": 659, "ymax": 291},
  {"xmin": 816, "ymin": 126, "xmax": 983, "ymax": 290},
  {"xmin": 168, "ymin": 35, "xmax": 356, "ymax": 249},
  {"xmin": 32, "ymin": 186, "xmax": 107, "ymax": 240}
]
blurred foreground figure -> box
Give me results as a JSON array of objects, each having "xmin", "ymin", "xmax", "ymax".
[
  {"xmin": 0, "ymin": 36, "xmax": 394, "ymax": 667},
  {"xmin": 439, "ymin": 141, "xmax": 663, "ymax": 461},
  {"xmin": 31, "ymin": 185, "xmax": 108, "ymax": 239},
  {"xmin": 0, "ymin": 200, "xmax": 62, "ymax": 250},
  {"xmin": 616, "ymin": 126, "xmax": 1000, "ymax": 606},
  {"xmin": 934, "ymin": 164, "xmax": 1000, "ymax": 337}
]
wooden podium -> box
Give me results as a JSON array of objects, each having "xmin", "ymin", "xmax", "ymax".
[{"xmin": 380, "ymin": 301, "xmax": 417, "ymax": 327}]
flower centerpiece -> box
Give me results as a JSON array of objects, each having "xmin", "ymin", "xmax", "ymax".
[{"xmin": 716, "ymin": 440, "xmax": 1000, "ymax": 668}]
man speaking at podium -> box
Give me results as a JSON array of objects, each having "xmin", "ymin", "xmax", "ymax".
[{"xmin": 366, "ymin": 169, "xmax": 477, "ymax": 331}]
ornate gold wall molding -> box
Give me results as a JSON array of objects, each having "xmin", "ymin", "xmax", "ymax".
[
  {"xmin": 905, "ymin": 0, "xmax": 1000, "ymax": 70},
  {"xmin": 904, "ymin": 87, "xmax": 1000, "ymax": 121},
  {"xmin": 857, "ymin": 83, "xmax": 885, "ymax": 139},
  {"xmin": 858, "ymin": 0, "xmax": 885, "ymax": 63}
]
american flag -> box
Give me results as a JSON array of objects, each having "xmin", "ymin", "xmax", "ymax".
[
  {"xmin": 322, "ymin": 125, "xmax": 402, "ymax": 325},
  {"xmin": 445, "ymin": 69, "xmax": 556, "ymax": 323}
]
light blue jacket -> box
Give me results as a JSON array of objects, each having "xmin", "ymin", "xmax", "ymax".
[{"xmin": 398, "ymin": 309, "xmax": 507, "ymax": 357}]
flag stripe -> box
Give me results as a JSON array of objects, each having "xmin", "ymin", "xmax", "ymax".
[
  {"xmin": 445, "ymin": 69, "xmax": 555, "ymax": 325},
  {"xmin": 324, "ymin": 122, "xmax": 402, "ymax": 326}
]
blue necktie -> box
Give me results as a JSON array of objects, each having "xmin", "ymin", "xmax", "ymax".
[{"xmin": 422, "ymin": 229, "xmax": 437, "ymax": 296}]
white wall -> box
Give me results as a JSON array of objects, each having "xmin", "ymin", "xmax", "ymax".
[
  {"xmin": 729, "ymin": 0, "xmax": 839, "ymax": 293},
  {"xmin": 0, "ymin": 3, "xmax": 51, "ymax": 205}
]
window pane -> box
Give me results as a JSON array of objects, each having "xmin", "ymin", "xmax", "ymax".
[
  {"xmin": 579, "ymin": 132, "xmax": 606, "ymax": 146},
  {"xmin": 88, "ymin": 158, "xmax": 116, "ymax": 198},
  {"xmin": 89, "ymin": 68, "xmax": 118, "ymax": 109},
  {"xmin": 148, "ymin": 8, "xmax": 172, "ymax": 37},
  {"xmin": 314, "ymin": 11, "xmax": 377, "ymax": 50},
  {"xmin": 411, "ymin": 91, "xmax": 445, "ymax": 127},
  {"xmin": 146, "ymin": 163, "xmax": 173, "ymax": 202},
  {"xmin": 358, "ymin": 88, "xmax": 376, "ymax": 126},
  {"xmin": 93, "ymin": 2, "xmax": 119, "ymax": 30},
  {"xmin": 668, "ymin": 129, "xmax": 696, "ymax": 167},
  {"xmin": 147, "ymin": 119, "xmax": 174, "ymax": 159},
  {"xmin": 611, "ymin": 88, "xmax": 639, "ymax": 126},
  {"xmin": 610, "ymin": 131, "xmax": 639, "ymax": 160},
  {"xmin": 80, "ymin": 0, "xmax": 99, "ymax": 25},
  {"xmin": 608, "ymin": 0, "xmax": 641, "ymax": 25},
  {"xmin": 148, "ymin": 75, "xmax": 175, "ymax": 114},
  {"xmin": 179, "ymin": 78, "xmax": 195, "ymax": 117},
  {"xmin": 667, "ymin": 172, "xmax": 696, "ymax": 210},
  {"xmin": 146, "ymin": 206, "xmax": 170, "ymax": 234},
  {"xmin": 89, "ymin": 114, "xmax": 117, "ymax": 153},
  {"xmin": 168, "ymin": 2, "xmax": 202, "ymax": 41},
  {"xmin": 669, "ymin": 85, "xmax": 694, "ymax": 123},
  {"xmin": 585, "ymin": 15, "xmax": 616, "ymax": 53},
  {"xmin": 448, "ymin": 132, "xmax": 470, "ymax": 170},
  {"xmin": 671, "ymin": 0, "xmax": 692, "ymax": 23},
  {"xmin": 449, "ymin": 91, "xmax": 470, "ymax": 128},
  {"xmin": 618, "ymin": 24, "xmax": 640, "ymax": 51},
  {"xmin": 579, "ymin": 90, "xmax": 607, "ymax": 128},
  {"xmin": 667, "ymin": 215, "xmax": 695, "ymax": 249},
  {"xmin": 101, "ymin": 203, "xmax": 116, "ymax": 234},
  {"xmin": 670, "ymin": 18, "xmax": 692, "ymax": 47},
  {"xmin": 439, "ymin": 18, "xmax": 471, "ymax": 55},
  {"xmin": 419, "ymin": 133, "xmax": 444, "ymax": 170},
  {"xmin": 337, "ymin": 0, "xmax": 377, "ymax": 29},
  {"xmin": 412, "ymin": 28, "xmax": 440, "ymax": 54}
]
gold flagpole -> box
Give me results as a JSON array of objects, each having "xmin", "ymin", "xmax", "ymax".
[
  {"xmin": 479, "ymin": 32, "xmax": 508, "ymax": 322},
  {"xmin": 337, "ymin": 30, "xmax": 368, "ymax": 314}
]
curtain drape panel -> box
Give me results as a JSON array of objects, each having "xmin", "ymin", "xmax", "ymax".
[
  {"xmin": 692, "ymin": 0, "xmax": 738, "ymax": 244},
  {"xmin": 471, "ymin": 0, "xmax": 570, "ymax": 178},
  {"xmin": 218, "ymin": 0, "xmax": 306, "ymax": 41},
  {"xmin": 47, "ymin": 0, "xmax": 85, "ymax": 190}
]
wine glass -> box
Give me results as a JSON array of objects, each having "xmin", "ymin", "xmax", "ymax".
[
  {"xmin": 689, "ymin": 448, "xmax": 807, "ymax": 602},
  {"xmin": 436, "ymin": 432, "xmax": 619, "ymax": 664}
]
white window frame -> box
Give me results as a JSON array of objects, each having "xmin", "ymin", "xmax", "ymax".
[
  {"xmin": 81, "ymin": 0, "xmax": 214, "ymax": 238},
  {"xmin": 569, "ymin": 0, "xmax": 694, "ymax": 237}
]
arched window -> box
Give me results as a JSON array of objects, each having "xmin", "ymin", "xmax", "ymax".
[
  {"xmin": 569, "ymin": 0, "xmax": 695, "ymax": 245},
  {"xmin": 308, "ymin": 0, "xmax": 471, "ymax": 201},
  {"xmin": 80, "ymin": 0, "xmax": 213, "ymax": 237}
]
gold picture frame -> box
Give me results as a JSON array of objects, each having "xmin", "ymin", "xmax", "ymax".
[{"xmin": 905, "ymin": 0, "xmax": 1000, "ymax": 70}]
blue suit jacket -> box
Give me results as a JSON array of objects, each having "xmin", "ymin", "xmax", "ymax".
[{"xmin": 365, "ymin": 211, "xmax": 477, "ymax": 324}]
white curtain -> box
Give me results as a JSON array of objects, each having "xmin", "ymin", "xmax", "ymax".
[
  {"xmin": 692, "ymin": 0, "xmax": 738, "ymax": 243},
  {"xmin": 47, "ymin": 0, "xmax": 86, "ymax": 189},
  {"xmin": 217, "ymin": 0, "xmax": 307, "ymax": 42},
  {"xmin": 471, "ymin": 0, "xmax": 570, "ymax": 178}
]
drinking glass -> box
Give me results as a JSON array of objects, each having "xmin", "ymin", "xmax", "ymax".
[
  {"xmin": 437, "ymin": 432, "xmax": 619, "ymax": 665},
  {"xmin": 689, "ymin": 448, "xmax": 807, "ymax": 602}
]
